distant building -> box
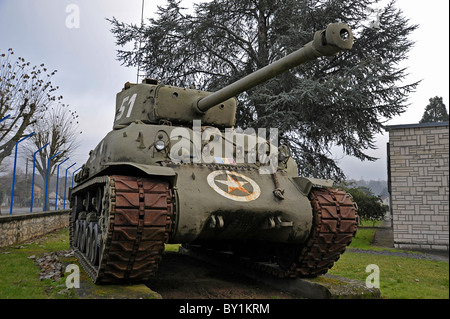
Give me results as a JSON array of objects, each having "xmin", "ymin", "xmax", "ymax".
[{"xmin": 386, "ymin": 121, "xmax": 449, "ymax": 251}]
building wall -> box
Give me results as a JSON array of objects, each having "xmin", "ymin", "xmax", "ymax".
[{"xmin": 387, "ymin": 122, "xmax": 449, "ymax": 251}]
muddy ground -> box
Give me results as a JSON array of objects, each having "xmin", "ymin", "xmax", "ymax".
[{"xmin": 146, "ymin": 251, "xmax": 298, "ymax": 299}]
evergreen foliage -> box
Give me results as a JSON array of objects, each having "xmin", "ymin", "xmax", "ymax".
[
  {"xmin": 108, "ymin": 0, "xmax": 419, "ymax": 180},
  {"xmin": 419, "ymin": 96, "xmax": 449, "ymax": 123}
]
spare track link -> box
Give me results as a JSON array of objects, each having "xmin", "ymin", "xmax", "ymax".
[
  {"xmin": 185, "ymin": 188, "xmax": 357, "ymax": 279},
  {"xmin": 70, "ymin": 175, "xmax": 173, "ymax": 284}
]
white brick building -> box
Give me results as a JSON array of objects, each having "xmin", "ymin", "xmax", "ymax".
[{"xmin": 386, "ymin": 122, "xmax": 449, "ymax": 251}]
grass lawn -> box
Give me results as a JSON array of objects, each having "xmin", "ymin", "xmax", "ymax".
[
  {"xmin": 347, "ymin": 220, "xmax": 381, "ymax": 249},
  {"xmin": 0, "ymin": 223, "xmax": 448, "ymax": 299},
  {"xmin": 328, "ymin": 221, "xmax": 449, "ymax": 299},
  {"xmin": 0, "ymin": 228, "xmax": 75, "ymax": 299}
]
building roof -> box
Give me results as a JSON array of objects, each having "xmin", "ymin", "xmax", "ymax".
[{"xmin": 384, "ymin": 121, "xmax": 449, "ymax": 131}]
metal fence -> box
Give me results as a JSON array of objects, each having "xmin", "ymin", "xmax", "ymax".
[{"xmin": 1, "ymin": 114, "xmax": 81, "ymax": 215}]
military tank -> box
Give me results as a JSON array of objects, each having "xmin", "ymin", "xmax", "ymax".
[{"xmin": 70, "ymin": 22, "xmax": 358, "ymax": 284}]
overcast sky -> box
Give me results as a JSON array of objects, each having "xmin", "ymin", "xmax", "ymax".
[{"xmin": 0, "ymin": 0, "xmax": 448, "ymax": 181}]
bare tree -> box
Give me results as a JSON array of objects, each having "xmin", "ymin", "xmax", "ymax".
[
  {"xmin": 0, "ymin": 48, "xmax": 62, "ymax": 166},
  {"xmin": 23, "ymin": 103, "xmax": 81, "ymax": 208},
  {"xmin": 0, "ymin": 161, "xmax": 11, "ymax": 214}
]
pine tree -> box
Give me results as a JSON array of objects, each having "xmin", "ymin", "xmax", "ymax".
[
  {"xmin": 108, "ymin": 0, "xmax": 419, "ymax": 180},
  {"xmin": 419, "ymin": 96, "xmax": 449, "ymax": 123}
]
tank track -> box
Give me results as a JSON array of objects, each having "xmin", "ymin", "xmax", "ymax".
[
  {"xmin": 70, "ymin": 175, "xmax": 173, "ymax": 284},
  {"xmin": 291, "ymin": 187, "xmax": 358, "ymax": 277},
  {"xmin": 185, "ymin": 188, "xmax": 357, "ymax": 278}
]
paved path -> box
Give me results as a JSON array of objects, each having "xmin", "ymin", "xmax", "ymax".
[
  {"xmin": 348, "ymin": 247, "xmax": 449, "ymax": 262},
  {"xmin": 353, "ymin": 218, "xmax": 449, "ymax": 262}
]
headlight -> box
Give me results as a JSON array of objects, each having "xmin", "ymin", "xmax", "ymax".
[
  {"xmin": 278, "ymin": 144, "xmax": 290, "ymax": 162},
  {"xmin": 155, "ymin": 139, "xmax": 165, "ymax": 151}
]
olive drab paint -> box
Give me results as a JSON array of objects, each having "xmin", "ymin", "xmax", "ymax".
[{"xmin": 70, "ymin": 23, "xmax": 358, "ymax": 284}]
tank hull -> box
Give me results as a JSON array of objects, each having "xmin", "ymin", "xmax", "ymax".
[
  {"xmin": 70, "ymin": 122, "xmax": 357, "ymax": 283},
  {"xmin": 168, "ymin": 164, "xmax": 313, "ymax": 244},
  {"xmin": 73, "ymin": 122, "xmax": 322, "ymax": 245}
]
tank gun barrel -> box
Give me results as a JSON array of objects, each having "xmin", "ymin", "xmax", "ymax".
[{"xmin": 193, "ymin": 22, "xmax": 353, "ymax": 114}]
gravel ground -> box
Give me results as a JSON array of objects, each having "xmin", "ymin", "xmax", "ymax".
[{"xmin": 348, "ymin": 247, "xmax": 449, "ymax": 262}]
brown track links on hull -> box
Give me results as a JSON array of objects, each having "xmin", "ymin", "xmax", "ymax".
[{"xmin": 70, "ymin": 175, "xmax": 173, "ymax": 284}]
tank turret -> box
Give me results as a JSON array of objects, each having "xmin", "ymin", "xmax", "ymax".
[
  {"xmin": 113, "ymin": 23, "xmax": 352, "ymax": 129},
  {"xmin": 70, "ymin": 22, "xmax": 358, "ymax": 284}
]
